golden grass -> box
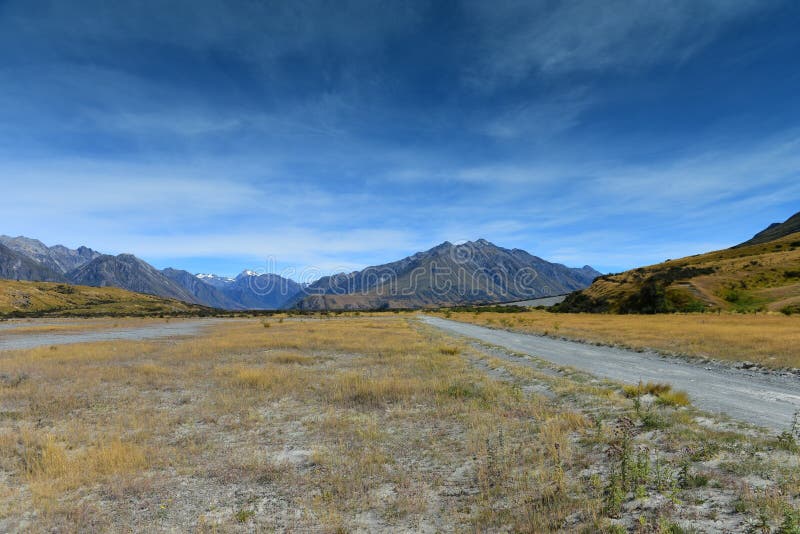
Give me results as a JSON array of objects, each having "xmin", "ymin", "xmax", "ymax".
[
  {"xmin": 266, "ymin": 351, "xmax": 318, "ymax": 365},
  {"xmin": 655, "ymin": 389, "xmax": 691, "ymax": 407},
  {"xmin": 0, "ymin": 315, "xmax": 796, "ymax": 531},
  {"xmin": 440, "ymin": 309, "xmax": 800, "ymax": 368},
  {"xmin": 622, "ymin": 381, "xmax": 673, "ymax": 397},
  {"xmin": 622, "ymin": 381, "xmax": 691, "ymax": 407},
  {"xmin": 11, "ymin": 431, "xmax": 149, "ymax": 504}
]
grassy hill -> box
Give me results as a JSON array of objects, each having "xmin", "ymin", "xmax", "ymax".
[
  {"xmin": 555, "ymin": 230, "xmax": 800, "ymax": 314},
  {"xmin": 0, "ymin": 279, "xmax": 217, "ymax": 317}
]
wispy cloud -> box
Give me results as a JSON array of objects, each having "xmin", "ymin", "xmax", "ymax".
[{"xmin": 463, "ymin": 0, "xmax": 764, "ymax": 86}]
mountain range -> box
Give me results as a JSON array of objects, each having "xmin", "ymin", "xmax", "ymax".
[
  {"xmin": 0, "ymin": 236, "xmax": 302, "ymax": 310},
  {"xmin": 0, "ymin": 235, "xmax": 599, "ymax": 310}
]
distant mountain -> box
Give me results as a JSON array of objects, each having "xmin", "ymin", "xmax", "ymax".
[
  {"xmin": 0, "ymin": 235, "xmax": 599, "ymax": 312},
  {"xmin": 161, "ymin": 268, "xmax": 243, "ymax": 310},
  {"xmin": 0, "ymin": 235, "xmax": 305, "ymax": 310},
  {"xmin": 0, "ymin": 235, "xmax": 100, "ymax": 274},
  {"xmin": 222, "ymin": 271, "xmax": 304, "ymax": 310},
  {"xmin": 68, "ymin": 254, "xmax": 200, "ymax": 304},
  {"xmin": 195, "ymin": 273, "xmax": 236, "ymax": 289},
  {"xmin": 555, "ymin": 221, "xmax": 800, "ymax": 314},
  {"xmin": 291, "ymin": 239, "xmax": 601, "ymax": 310},
  {"xmin": 0, "ymin": 243, "xmax": 65, "ymax": 282},
  {"xmin": 736, "ymin": 210, "xmax": 800, "ymax": 247}
]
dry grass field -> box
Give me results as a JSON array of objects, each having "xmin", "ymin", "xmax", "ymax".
[
  {"xmin": 1, "ymin": 316, "xmax": 799, "ymax": 532},
  {"xmin": 438, "ymin": 310, "xmax": 800, "ymax": 369}
]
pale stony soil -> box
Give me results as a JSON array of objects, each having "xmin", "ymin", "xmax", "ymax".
[
  {"xmin": 0, "ymin": 316, "xmax": 798, "ymax": 533},
  {"xmin": 0, "ymin": 318, "xmax": 225, "ymax": 351}
]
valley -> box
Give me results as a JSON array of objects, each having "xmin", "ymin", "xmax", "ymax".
[{"xmin": 1, "ymin": 315, "xmax": 799, "ymax": 532}]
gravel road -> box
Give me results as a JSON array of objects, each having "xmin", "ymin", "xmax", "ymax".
[
  {"xmin": 422, "ymin": 316, "xmax": 800, "ymax": 432},
  {"xmin": 0, "ymin": 319, "xmax": 225, "ymax": 351}
]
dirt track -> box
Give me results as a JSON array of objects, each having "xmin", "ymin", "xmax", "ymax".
[
  {"xmin": 421, "ymin": 316, "xmax": 800, "ymax": 432},
  {"xmin": 0, "ymin": 319, "xmax": 224, "ymax": 351}
]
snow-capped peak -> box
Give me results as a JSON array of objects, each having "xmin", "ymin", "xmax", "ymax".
[{"xmin": 195, "ymin": 273, "xmax": 235, "ymax": 284}]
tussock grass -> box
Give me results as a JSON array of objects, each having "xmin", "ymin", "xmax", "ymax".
[
  {"xmin": 655, "ymin": 389, "xmax": 691, "ymax": 407},
  {"xmin": 622, "ymin": 381, "xmax": 691, "ymax": 407},
  {"xmin": 267, "ymin": 351, "xmax": 318, "ymax": 365},
  {"xmin": 622, "ymin": 381, "xmax": 673, "ymax": 397},
  {"xmin": 5, "ymin": 431, "xmax": 149, "ymax": 503},
  {"xmin": 326, "ymin": 371, "xmax": 429, "ymax": 407}
]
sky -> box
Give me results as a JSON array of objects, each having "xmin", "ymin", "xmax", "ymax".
[{"xmin": 1, "ymin": 0, "xmax": 799, "ymax": 279}]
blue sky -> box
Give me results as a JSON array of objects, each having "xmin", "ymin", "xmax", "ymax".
[{"xmin": 1, "ymin": 0, "xmax": 799, "ymax": 279}]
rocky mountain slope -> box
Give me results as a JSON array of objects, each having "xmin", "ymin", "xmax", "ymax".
[
  {"xmin": 0, "ymin": 243, "xmax": 65, "ymax": 282},
  {"xmin": 291, "ymin": 239, "xmax": 600, "ymax": 310},
  {"xmin": 68, "ymin": 254, "xmax": 201, "ymax": 304},
  {"xmin": 222, "ymin": 271, "xmax": 304, "ymax": 309},
  {"xmin": 161, "ymin": 268, "xmax": 243, "ymax": 310},
  {"xmin": 555, "ymin": 214, "xmax": 800, "ymax": 314},
  {"xmin": 0, "ymin": 235, "xmax": 100, "ymax": 273}
]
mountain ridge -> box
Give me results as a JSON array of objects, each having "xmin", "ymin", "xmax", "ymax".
[
  {"xmin": 0, "ymin": 235, "xmax": 100, "ymax": 274},
  {"xmin": 292, "ymin": 239, "xmax": 600, "ymax": 310},
  {"xmin": 69, "ymin": 254, "xmax": 202, "ymax": 304},
  {"xmin": 736, "ymin": 210, "xmax": 800, "ymax": 248},
  {"xmin": 0, "ymin": 235, "xmax": 600, "ymax": 311}
]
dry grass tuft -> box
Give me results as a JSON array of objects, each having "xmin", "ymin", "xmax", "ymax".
[
  {"xmin": 267, "ymin": 352, "xmax": 318, "ymax": 365},
  {"xmin": 655, "ymin": 389, "xmax": 691, "ymax": 407},
  {"xmin": 622, "ymin": 381, "xmax": 672, "ymax": 397}
]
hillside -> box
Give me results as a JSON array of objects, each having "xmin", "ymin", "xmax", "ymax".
[
  {"xmin": 555, "ymin": 230, "xmax": 800, "ymax": 314},
  {"xmin": 0, "ymin": 279, "xmax": 215, "ymax": 317},
  {"xmin": 736, "ymin": 210, "xmax": 800, "ymax": 247},
  {"xmin": 292, "ymin": 239, "xmax": 600, "ymax": 310}
]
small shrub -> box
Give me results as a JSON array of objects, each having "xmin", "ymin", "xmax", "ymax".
[
  {"xmin": 235, "ymin": 509, "xmax": 255, "ymax": 523},
  {"xmin": 443, "ymin": 381, "xmax": 483, "ymax": 399},
  {"xmin": 778, "ymin": 507, "xmax": 800, "ymax": 534}
]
